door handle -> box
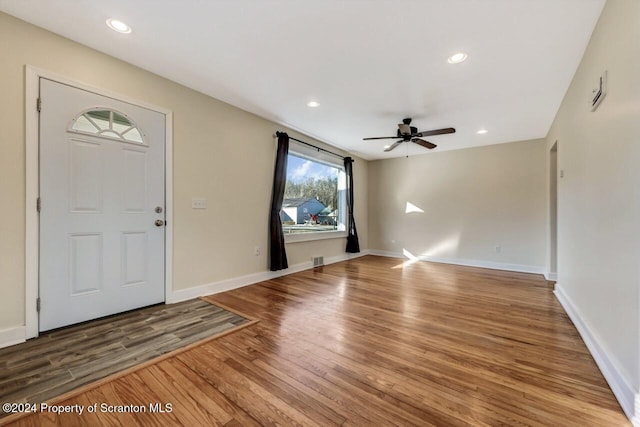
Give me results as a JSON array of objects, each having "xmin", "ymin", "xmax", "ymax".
[{"xmin": 155, "ymin": 219, "xmax": 165, "ymax": 227}]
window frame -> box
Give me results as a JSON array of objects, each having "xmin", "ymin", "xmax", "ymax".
[{"xmin": 283, "ymin": 149, "xmax": 347, "ymax": 243}]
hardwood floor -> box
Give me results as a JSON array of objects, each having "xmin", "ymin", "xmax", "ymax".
[{"xmin": 2, "ymin": 256, "xmax": 630, "ymax": 426}]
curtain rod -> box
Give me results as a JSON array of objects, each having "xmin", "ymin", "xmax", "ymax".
[{"xmin": 275, "ymin": 131, "xmax": 350, "ymax": 161}]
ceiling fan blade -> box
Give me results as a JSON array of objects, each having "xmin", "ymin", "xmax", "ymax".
[
  {"xmin": 412, "ymin": 138, "xmax": 437, "ymax": 149},
  {"xmin": 416, "ymin": 127, "xmax": 456, "ymax": 137},
  {"xmin": 398, "ymin": 123, "xmax": 412, "ymax": 135},
  {"xmin": 363, "ymin": 136, "xmax": 400, "ymax": 140},
  {"xmin": 384, "ymin": 141, "xmax": 403, "ymax": 152}
]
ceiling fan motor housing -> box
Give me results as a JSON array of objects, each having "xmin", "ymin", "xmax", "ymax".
[{"xmin": 397, "ymin": 126, "xmax": 418, "ymax": 139}]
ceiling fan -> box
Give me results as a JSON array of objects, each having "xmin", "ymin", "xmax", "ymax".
[{"xmin": 363, "ymin": 118, "xmax": 455, "ymax": 152}]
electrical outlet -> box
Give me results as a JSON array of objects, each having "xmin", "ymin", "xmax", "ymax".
[
  {"xmin": 192, "ymin": 198, "xmax": 207, "ymax": 209},
  {"xmin": 254, "ymin": 246, "xmax": 260, "ymax": 256},
  {"xmin": 495, "ymin": 246, "xmax": 501, "ymax": 253}
]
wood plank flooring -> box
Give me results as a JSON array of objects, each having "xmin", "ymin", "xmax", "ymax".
[
  {"xmin": 2, "ymin": 256, "xmax": 630, "ymax": 426},
  {"xmin": 0, "ymin": 298, "xmax": 250, "ymax": 418}
]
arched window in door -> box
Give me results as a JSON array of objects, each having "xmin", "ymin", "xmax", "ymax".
[{"xmin": 68, "ymin": 108, "xmax": 145, "ymax": 144}]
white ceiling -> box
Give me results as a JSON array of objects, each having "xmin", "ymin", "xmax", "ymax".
[{"xmin": 0, "ymin": 0, "xmax": 605, "ymax": 160}]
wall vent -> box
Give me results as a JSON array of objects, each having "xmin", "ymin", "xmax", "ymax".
[{"xmin": 312, "ymin": 256, "xmax": 324, "ymax": 267}]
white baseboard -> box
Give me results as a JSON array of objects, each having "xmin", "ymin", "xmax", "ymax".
[
  {"xmin": 167, "ymin": 250, "xmax": 370, "ymax": 304},
  {"xmin": 554, "ymin": 284, "xmax": 635, "ymax": 420},
  {"xmin": 323, "ymin": 250, "xmax": 370, "ymax": 266},
  {"xmin": 0, "ymin": 326, "xmax": 26, "ymax": 349},
  {"xmin": 544, "ymin": 271, "xmax": 558, "ymax": 281},
  {"xmin": 368, "ymin": 250, "xmax": 545, "ymax": 275},
  {"xmin": 633, "ymin": 393, "xmax": 640, "ymax": 427}
]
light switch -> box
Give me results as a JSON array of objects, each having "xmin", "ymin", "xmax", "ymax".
[{"xmin": 192, "ymin": 198, "xmax": 207, "ymax": 209}]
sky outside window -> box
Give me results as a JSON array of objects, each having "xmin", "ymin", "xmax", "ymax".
[{"xmin": 286, "ymin": 154, "xmax": 338, "ymax": 183}]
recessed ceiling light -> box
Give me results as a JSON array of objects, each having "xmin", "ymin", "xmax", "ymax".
[
  {"xmin": 477, "ymin": 129, "xmax": 488, "ymax": 134},
  {"xmin": 106, "ymin": 18, "xmax": 132, "ymax": 34},
  {"xmin": 307, "ymin": 101, "xmax": 320, "ymax": 108},
  {"xmin": 383, "ymin": 145, "xmax": 391, "ymax": 149},
  {"xmin": 447, "ymin": 52, "xmax": 468, "ymax": 64}
]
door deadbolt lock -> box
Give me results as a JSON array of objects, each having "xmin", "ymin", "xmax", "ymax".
[
  {"xmin": 155, "ymin": 206, "xmax": 163, "ymax": 213},
  {"xmin": 155, "ymin": 219, "xmax": 165, "ymax": 227}
]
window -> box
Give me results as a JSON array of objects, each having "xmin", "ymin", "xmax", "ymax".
[
  {"xmin": 69, "ymin": 108, "xmax": 145, "ymax": 144},
  {"xmin": 281, "ymin": 153, "xmax": 346, "ymax": 239}
]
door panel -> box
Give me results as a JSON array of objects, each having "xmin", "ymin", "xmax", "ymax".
[
  {"xmin": 121, "ymin": 148, "xmax": 147, "ymax": 213},
  {"xmin": 39, "ymin": 79, "xmax": 166, "ymax": 331},
  {"xmin": 121, "ymin": 232, "xmax": 148, "ymax": 287},
  {"xmin": 69, "ymin": 233, "xmax": 103, "ymax": 295},
  {"xmin": 69, "ymin": 139, "xmax": 104, "ymax": 213}
]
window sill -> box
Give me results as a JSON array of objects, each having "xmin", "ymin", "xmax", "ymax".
[{"xmin": 284, "ymin": 230, "xmax": 347, "ymax": 243}]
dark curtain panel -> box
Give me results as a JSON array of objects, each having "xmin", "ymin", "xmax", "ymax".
[
  {"xmin": 344, "ymin": 157, "xmax": 360, "ymax": 253},
  {"xmin": 269, "ymin": 132, "xmax": 289, "ymax": 271}
]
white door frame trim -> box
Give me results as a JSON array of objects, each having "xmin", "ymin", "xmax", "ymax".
[{"xmin": 25, "ymin": 65, "xmax": 174, "ymax": 339}]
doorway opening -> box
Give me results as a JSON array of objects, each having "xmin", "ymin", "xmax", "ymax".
[{"xmin": 549, "ymin": 141, "xmax": 558, "ymax": 281}]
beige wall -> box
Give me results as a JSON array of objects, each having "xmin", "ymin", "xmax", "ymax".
[
  {"xmin": 368, "ymin": 139, "xmax": 547, "ymax": 270},
  {"xmin": 545, "ymin": 0, "xmax": 639, "ymax": 393},
  {"xmin": 0, "ymin": 12, "xmax": 368, "ymax": 331}
]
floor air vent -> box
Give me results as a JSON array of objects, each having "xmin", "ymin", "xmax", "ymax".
[{"xmin": 312, "ymin": 256, "xmax": 324, "ymax": 267}]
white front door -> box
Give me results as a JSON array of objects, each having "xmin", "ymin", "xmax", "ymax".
[{"xmin": 39, "ymin": 78, "xmax": 166, "ymax": 331}]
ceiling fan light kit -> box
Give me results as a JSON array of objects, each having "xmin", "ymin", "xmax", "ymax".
[{"xmin": 363, "ymin": 118, "xmax": 455, "ymax": 152}]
